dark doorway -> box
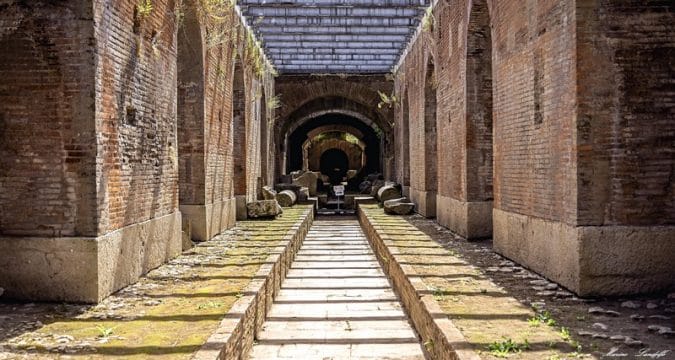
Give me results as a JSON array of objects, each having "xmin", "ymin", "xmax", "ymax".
[{"xmin": 320, "ymin": 149, "xmax": 350, "ymax": 185}]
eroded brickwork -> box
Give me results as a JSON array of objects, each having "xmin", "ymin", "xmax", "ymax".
[
  {"xmin": 94, "ymin": 0, "xmax": 179, "ymax": 234},
  {"xmin": 0, "ymin": 0, "xmax": 275, "ymax": 301},
  {"xmin": 576, "ymin": 0, "xmax": 675, "ymax": 226},
  {"xmin": 0, "ymin": 2, "xmax": 97, "ymax": 237},
  {"xmin": 396, "ymin": 0, "xmax": 578, "ymax": 223}
]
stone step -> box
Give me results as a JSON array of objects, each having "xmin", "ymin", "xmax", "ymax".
[{"xmin": 248, "ymin": 218, "xmax": 425, "ymax": 360}]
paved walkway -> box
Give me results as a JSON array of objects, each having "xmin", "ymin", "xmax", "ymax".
[{"xmin": 249, "ymin": 217, "xmax": 426, "ymax": 360}]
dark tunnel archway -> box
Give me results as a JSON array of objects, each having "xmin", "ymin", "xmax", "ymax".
[
  {"xmin": 286, "ymin": 113, "xmax": 382, "ymax": 187},
  {"xmin": 320, "ymin": 148, "xmax": 350, "ymax": 185}
]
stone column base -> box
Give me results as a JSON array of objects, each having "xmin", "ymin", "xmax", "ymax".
[
  {"xmin": 409, "ymin": 188, "xmax": 436, "ymax": 218},
  {"xmin": 235, "ymin": 195, "xmax": 248, "ymax": 221},
  {"xmin": 402, "ymin": 185, "xmax": 410, "ymax": 198},
  {"xmin": 436, "ymin": 196, "xmax": 492, "ymax": 239},
  {"xmin": 0, "ymin": 211, "xmax": 182, "ymax": 303},
  {"xmin": 180, "ymin": 197, "xmax": 236, "ymax": 242},
  {"xmin": 493, "ymin": 208, "xmax": 675, "ymax": 296}
]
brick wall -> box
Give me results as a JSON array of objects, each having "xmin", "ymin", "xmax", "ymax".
[
  {"xmin": 396, "ymin": 0, "xmax": 578, "ymax": 223},
  {"xmin": 307, "ymin": 138, "xmax": 363, "ymax": 172},
  {"xmin": 94, "ymin": 0, "xmax": 179, "ymax": 234},
  {"xmin": 0, "ymin": 1, "xmax": 97, "ymax": 237},
  {"xmin": 576, "ymin": 0, "xmax": 675, "ymax": 226}
]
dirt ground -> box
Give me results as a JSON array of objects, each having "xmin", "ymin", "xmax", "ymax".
[{"xmin": 405, "ymin": 214, "xmax": 674, "ymax": 360}]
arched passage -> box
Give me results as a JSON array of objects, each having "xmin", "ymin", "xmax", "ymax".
[
  {"xmin": 410, "ymin": 59, "xmax": 438, "ymax": 218},
  {"xmin": 320, "ymin": 148, "xmax": 350, "ymax": 185},
  {"xmin": 232, "ymin": 57, "xmax": 248, "ymax": 219},
  {"xmin": 465, "ymin": 0, "xmax": 494, "ymax": 238},
  {"xmin": 275, "ymin": 94, "xmax": 394, "ymax": 183}
]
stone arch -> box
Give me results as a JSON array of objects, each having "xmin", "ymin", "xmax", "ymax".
[
  {"xmin": 424, "ymin": 58, "xmax": 438, "ymax": 199},
  {"xmin": 177, "ymin": 3, "xmax": 205, "ymax": 208},
  {"xmin": 276, "ymin": 96, "xmax": 392, "ymax": 180},
  {"xmin": 465, "ymin": 0, "xmax": 494, "ymax": 238},
  {"xmin": 232, "ymin": 56, "xmax": 247, "ymax": 199},
  {"xmin": 397, "ymin": 87, "xmax": 411, "ymax": 190}
]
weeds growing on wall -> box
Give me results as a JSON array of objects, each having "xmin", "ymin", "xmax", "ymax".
[
  {"xmin": 422, "ymin": 7, "xmax": 434, "ymax": 32},
  {"xmin": 137, "ymin": 0, "xmax": 154, "ymax": 17},
  {"xmin": 377, "ymin": 90, "xmax": 398, "ymax": 109}
]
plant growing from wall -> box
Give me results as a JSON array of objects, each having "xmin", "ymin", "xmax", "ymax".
[
  {"xmin": 267, "ymin": 95, "xmax": 282, "ymax": 110},
  {"xmin": 377, "ymin": 90, "xmax": 398, "ymax": 109},
  {"xmin": 137, "ymin": 0, "xmax": 154, "ymax": 17},
  {"xmin": 422, "ymin": 7, "xmax": 434, "ymax": 32}
]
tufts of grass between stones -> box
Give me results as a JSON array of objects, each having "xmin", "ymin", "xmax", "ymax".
[{"xmin": 361, "ymin": 206, "xmax": 590, "ymax": 360}]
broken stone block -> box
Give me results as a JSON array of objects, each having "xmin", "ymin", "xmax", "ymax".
[
  {"xmin": 297, "ymin": 187, "xmax": 309, "ymax": 202},
  {"xmin": 275, "ymin": 183, "xmax": 301, "ymax": 194},
  {"xmin": 292, "ymin": 171, "xmax": 318, "ymax": 196},
  {"xmin": 246, "ymin": 200, "xmax": 283, "ymax": 219},
  {"xmin": 262, "ymin": 186, "xmax": 277, "ymax": 200},
  {"xmin": 370, "ymin": 179, "xmax": 385, "ymax": 197},
  {"xmin": 277, "ymin": 190, "xmax": 297, "ymax": 207},
  {"xmin": 383, "ymin": 197, "xmax": 414, "ymax": 215},
  {"xmin": 358, "ymin": 180, "xmax": 372, "ymax": 194},
  {"xmin": 377, "ymin": 184, "xmax": 402, "ymax": 202}
]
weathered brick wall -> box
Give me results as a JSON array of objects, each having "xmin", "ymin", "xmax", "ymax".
[
  {"xmin": 0, "ymin": 1, "xmax": 97, "ymax": 237},
  {"xmin": 576, "ymin": 0, "xmax": 675, "ymax": 226},
  {"xmin": 94, "ymin": 0, "xmax": 179, "ymax": 234},
  {"xmin": 177, "ymin": 4, "xmax": 206, "ymax": 206},
  {"xmin": 396, "ymin": 0, "xmax": 578, "ymax": 223}
]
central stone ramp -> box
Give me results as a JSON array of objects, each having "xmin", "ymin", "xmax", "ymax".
[{"xmin": 249, "ymin": 217, "xmax": 426, "ymax": 360}]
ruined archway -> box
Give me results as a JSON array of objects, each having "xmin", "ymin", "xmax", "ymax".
[
  {"xmin": 465, "ymin": 0, "xmax": 494, "ymax": 238},
  {"xmin": 275, "ymin": 95, "xmax": 393, "ymax": 184}
]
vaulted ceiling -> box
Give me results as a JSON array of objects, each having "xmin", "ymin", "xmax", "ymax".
[{"xmin": 239, "ymin": 0, "xmax": 430, "ymax": 74}]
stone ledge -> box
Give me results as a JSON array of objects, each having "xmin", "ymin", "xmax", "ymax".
[
  {"xmin": 192, "ymin": 207, "xmax": 314, "ymax": 360},
  {"xmin": 494, "ymin": 208, "xmax": 675, "ymax": 296},
  {"xmin": 358, "ymin": 205, "xmax": 480, "ymax": 360},
  {"xmin": 0, "ymin": 211, "xmax": 182, "ymax": 303}
]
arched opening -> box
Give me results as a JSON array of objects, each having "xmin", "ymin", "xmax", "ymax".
[
  {"xmin": 423, "ymin": 60, "xmax": 438, "ymax": 217},
  {"xmin": 320, "ymin": 148, "xmax": 350, "ymax": 185},
  {"xmin": 259, "ymin": 88, "xmax": 269, "ymax": 192},
  {"xmin": 466, "ymin": 0, "xmax": 493, "ymax": 237},
  {"xmin": 397, "ymin": 89, "xmax": 411, "ymax": 195},
  {"xmin": 232, "ymin": 57, "xmax": 248, "ymax": 219},
  {"xmin": 286, "ymin": 113, "xmax": 381, "ymax": 187},
  {"xmin": 176, "ymin": 5, "xmax": 208, "ymax": 240}
]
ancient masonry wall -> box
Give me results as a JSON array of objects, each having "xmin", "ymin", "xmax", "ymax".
[
  {"xmin": 395, "ymin": 0, "xmax": 674, "ymax": 295},
  {"xmin": 0, "ymin": 0, "xmax": 275, "ymax": 302}
]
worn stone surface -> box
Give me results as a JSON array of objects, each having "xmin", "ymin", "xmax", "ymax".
[
  {"xmin": 383, "ymin": 198, "xmax": 415, "ymax": 215},
  {"xmin": 277, "ymin": 190, "xmax": 297, "ymax": 208},
  {"xmin": 246, "ymin": 200, "xmax": 283, "ymax": 218},
  {"xmin": 249, "ymin": 218, "xmax": 425, "ymax": 360},
  {"xmin": 377, "ymin": 185, "xmax": 402, "ymax": 203},
  {"xmin": 262, "ymin": 186, "xmax": 277, "ymax": 200},
  {"xmin": 291, "ymin": 171, "xmax": 318, "ymax": 196},
  {"xmin": 0, "ymin": 207, "xmax": 313, "ymax": 359}
]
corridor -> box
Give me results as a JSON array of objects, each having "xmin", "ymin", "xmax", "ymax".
[{"xmin": 249, "ymin": 218, "xmax": 426, "ymax": 360}]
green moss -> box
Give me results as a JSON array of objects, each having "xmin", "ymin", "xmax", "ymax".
[{"xmin": 8, "ymin": 206, "xmax": 313, "ymax": 359}]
